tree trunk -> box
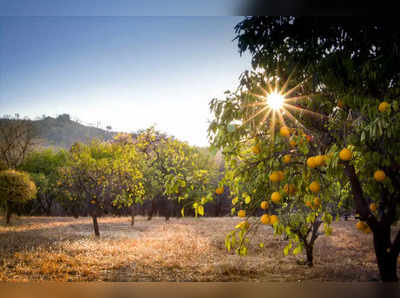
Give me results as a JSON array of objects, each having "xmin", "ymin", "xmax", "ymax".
[
  {"xmin": 165, "ymin": 200, "xmax": 171, "ymax": 221},
  {"xmin": 92, "ymin": 215, "xmax": 100, "ymax": 237},
  {"xmin": 373, "ymin": 226, "xmax": 398, "ymax": 282},
  {"xmin": 131, "ymin": 204, "xmax": 135, "ymax": 226},
  {"xmin": 305, "ymin": 244, "xmax": 314, "ymax": 267},
  {"xmin": 147, "ymin": 201, "xmax": 153, "ymax": 221},
  {"xmin": 5, "ymin": 201, "xmax": 11, "ymax": 224}
]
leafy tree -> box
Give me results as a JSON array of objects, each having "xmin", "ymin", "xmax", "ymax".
[
  {"xmin": 20, "ymin": 149, "xmax": 68, "ymax": 215},
  {"xmin": 58, "ymin": 140, "xmax": 144, "ymax": 236},
  {"xmin": 216, "ymin": 16, "xmax": 400, "ymax": 281},
  {"xmin": 0, "ymin": 170, "xmax": 37, "ymax": 224},
  {"xmin": 209, "ymin": 89, "xmax": 341, "ymax": 265},
  {"xmin": 134, "ymin": 127, "xmax": 219, "ymax": 220}
]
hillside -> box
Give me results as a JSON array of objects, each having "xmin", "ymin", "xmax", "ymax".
[{"xmin": 0, "ymin": 114, "xmax": 119, "ymax": 149}]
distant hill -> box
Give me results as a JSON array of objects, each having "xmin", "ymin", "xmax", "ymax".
[{"xmin": 0, "ymin": 114, "xmax": 120, "ymax": 149}]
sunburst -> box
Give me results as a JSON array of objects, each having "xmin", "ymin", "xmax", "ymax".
[{"xmin": 240, "ymin": 73, "xmax": 324, "ymax": 139}]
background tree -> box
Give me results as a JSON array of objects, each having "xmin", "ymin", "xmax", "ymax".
[
  {"xmin": 58, "ymin": 140, "xmax": 144, "ymax": 236},
  {"xmin": 0, "ymin": 170, "xmax": 37, "ymax": 224},
  {"xmin": 229, "ymin": 16, "xmax": 400, "ymax": 281},
  {"xmin": 20, "ymin": 149, "xmax": 68, "ymax": 215},
  {"xmin": 0, "ymin": 116, "xmax": 36, "ymax": 169}
]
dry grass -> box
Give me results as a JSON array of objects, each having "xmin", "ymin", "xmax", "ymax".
[{"xmin": 0, "ymin": 216, "xmax": 398, "ymax": 281}]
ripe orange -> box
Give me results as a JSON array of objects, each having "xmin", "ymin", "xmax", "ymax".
[
  {"xmin": 374, "ymin": 170, "xmax": 386, "ymax": 182},
  {"xmin": 215, "ymin": 187, "xmax": 224, "ymax": 195},
  {"xmin": 260, "ymin": 214, "xmax": 270, "ymax": 225},
  {"xmin": 283, "ymin": 184, "xmax": 296, "ymax": 195},
  {"xmin": 378, "ymin": 101, "xmax": 390, "ymax": 112},
  {"xmin": 271, "ymin": 192, "xmax": 281, "ymax": 204},
  {"xmin": 309, "ymin": 181, "xmax": 320, "ymax": 193},
  {"xmin": 305, "ymin": 201, "xmax": 313, "ymax": 208},
  {"xmin": 369, "ymin": 203, "xmax": 377, "ymax": 212},
  {"xmin": 269, "ymin": 215, "xmax": 279, "ymax": 225},
  {"xmin": 356, "ymin": 221, "xmax": 367, "ymax": 231},
  {"xmin": 339, "ymin": 148, "xmax": 352, "ymax": 161},
  {"xmin": 282, "ymin": 154, "xmax": 291, "ymax": 164},
  {"xmin": 280, "ymin": 126, "xmax": 290, "ymax": 137},
  {"xmin": 313, "ymin": 197, "xmax": 321, "ymax": 207},
  {"xmin": 289, "ymin": 138, "xmax": 296, "ymax": 147},
  {"xmin": 307, "ymin": 157, "xmax": 317, "ymax": 168},
  {"xmin": 238, "ymin": 210, "xmax": 246, "ymax": 218},
  {"xmin": 269, "ymin": 171, "xmax": 280, "ymax": 182},
  {"xmin": 260, "ymin": 201, "xmax": 269, "ymax": 210}
]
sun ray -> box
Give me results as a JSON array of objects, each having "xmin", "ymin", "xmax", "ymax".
[
  {"xmin": 276, "ymin": 109, "xmax": 287, "ymax": 128},
  {"xmin": 242, "ymin": 106, "xmax": 268, "ymax": 125},
  {"xmin": 281, "ymin": 106, "xmax": 307, "ymax": 130},
  {"xmin": 284, "ymin": 94, "xmax": 313, "ymax": 104},
  {"xmin": 283, "ymin": 103, "xmax": 326, "ymax": 120},
  {"xmin": 282, "ymin": 76, "xmax": 310, "ymax": 97}
]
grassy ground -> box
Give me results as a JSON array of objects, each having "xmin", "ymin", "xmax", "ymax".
[{"xmin": 0, "ymin": 216, "xmax": 397, "ymax": 281}]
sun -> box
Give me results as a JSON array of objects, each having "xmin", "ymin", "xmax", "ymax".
[
  {"xmin": 241, "ymin": 72, "xmax": 324, "ymax": 139},
  {"xmin": 267, "ymin": 92, "xmax": 284, "ymax": 110}
]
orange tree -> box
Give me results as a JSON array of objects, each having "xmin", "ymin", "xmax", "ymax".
[
  {"xmin": 134, "ymin": 127, "xmax": 218, "ymax": 219},
  {"xmin": 215, "ymin": 16, "xmax": 400, "ymax": 281},
  {"xmin": 0, "ymin": 169, "xmax": 37, "ymax": 224},
  {"xmin": 58, "ymin": 139, "xmax": 144, "ymax": 236},
  {"xmin": 209, "ymin": 86, "xmax": 343, "ymax": 266}
]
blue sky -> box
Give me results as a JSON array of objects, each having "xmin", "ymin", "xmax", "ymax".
[{"xmin": 0, "ymin": 16, "xmax": 251, "ymax": 146}]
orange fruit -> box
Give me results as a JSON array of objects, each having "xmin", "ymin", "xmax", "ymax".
[
  {"xmin": 313, "ymin": 197, "xmax": 321, "ymax": 207},
  {"xmin": 378, "ymin": 101, "xmax": 390, "ymax": 112},
  {"xmin": 307, "ymin": 157, "xmax": 317, "ymax": 168},
  {"xmin": 269, "ymin": 215, "xmax": 279, "ymax": 225},
  {"xmin": 337, "ymin": 100, "xmax": 344, "ymax": 108},
  {"xmin": 238, "ymin": 210, "xmax": 246, "ymax": 218},
  {"xmin": 309, "ymin": 181, "xmax": 320, "ymax": 193},
  {"xmin": 305, "ymin": 201, "xmax": 313, "ymax": 208},
  {"xmin": 289, "ymin": 138, "xmax": 296, "ymax": 147},
  {"xmin": 215, "ymin": 187, "xmax": 224, "ymax": 195},
  {"xmin": 374, "ymin": 170, "xmax": 386, "ymax": 182},
  {"xmin": 282, "ymin": 154, "xmax": 291, "ymax": 164},
  {"xmin": 339, "ymin": 148, "xmax": 352, "ymax": 161},
  {"xmin": 369, "ymin": 203, "xmax": 377, "ymax": 212},
  {"xmin": 271, "ymin": 192, "xmax": 281, "ymax": 204},
  {"xmin": 280, "ymin": 126, "xmax": 290, "ymax": 137},
  {"xmin": 260, "ymin": 201, "xmax": 269, "ymax": 210},
  {"xmin": 269, "ymin": 171, "xmax": 280, "ymax": 182},
  {"xmin": 260, "ymin": 214, "xmax": 270, "ymax": 225},
  {"xmin": 356, "ymin": 221, "xmax": 367, "ymax": 231}
]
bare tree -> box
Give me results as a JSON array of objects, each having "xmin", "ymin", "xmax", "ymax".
[{"xmin": 0, "ymin": 116, "xmax": 36, "ymax": 169}]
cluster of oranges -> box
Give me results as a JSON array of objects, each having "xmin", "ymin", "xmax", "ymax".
[
  {"xmin": 307, "ymin": 155, "xmax": 327, "ymax": 168},
  {"xmin": 260, "ymin": 199, "xmax": 278, "ymax": 225}
]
